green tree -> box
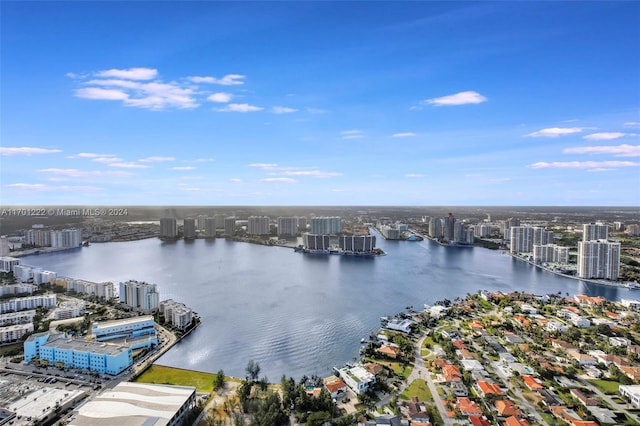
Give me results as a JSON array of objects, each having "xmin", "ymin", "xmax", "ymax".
[
  {"xmin": 250, "ymin": 391, "xmax": 287, "ymax": 426},
  {"xmin": 246, "ymin": 360, "xmax": 261, "ymax": 382},
  {"xmin": 213, "ymin": 369, "xmax": 225, "ymax": 392},
  {"xmin": 306, "ymin": 411, "xmax": 330, "ymax": 426}
]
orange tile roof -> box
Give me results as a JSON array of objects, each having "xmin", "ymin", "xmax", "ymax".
[
  {"xmin": 469, "ymin": 415, "xmax": 491, "ymax": 426},
  {"xmin": 457, "ymin": 397, "xmax": 483, "ymax": 415},
  {"xmin": 469, "ymin": 320, "xmax": 484, "ymax": 329},
  {"xmin": 453, "ymin": 340, "xmax": 467, "ymax": 349},
  {"xmin": 522, "ymin": 375, "xmax": 543, "ymax": 390},
  {"xmin": 495, "ymin": 400, "xmax": 521, "ymax": 416},
  {"xmin": 504, "ymin": 416, "xmax": 531, "ymax": 426},
  {"xmin": 477, "ymin": 381, "xmax": 503, "ymax": 395},
  {"xmin": 571, "ymin": 421, "xmax": 599, "ymax": 426},
  {"xmin": 324, "ymin": 378, "xmax": 347, "ymax": 394},
  {"xmin": 378, "ymin": 344, "xmax": 401, "ymax": 357}
]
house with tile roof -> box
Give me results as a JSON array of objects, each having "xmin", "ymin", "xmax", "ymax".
[
  {"xmin": 476, "ymin": 380, "xmax": 503, "ymax": 397},
  {"xmin": 494, "ymin": 399, "xmax": 521, "ymax": 417},
  {"xmin": 457, "ymin": 397, "xmax": 483, "ymax": 416},
  {"xmin": 522, "ymin": 375, "xmax": 543, "ymax": 390}
]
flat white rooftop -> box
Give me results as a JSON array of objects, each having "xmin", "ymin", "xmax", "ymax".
[{"xmin": 70, "ymin": 382, "xmax": 195, "ymax": 426}]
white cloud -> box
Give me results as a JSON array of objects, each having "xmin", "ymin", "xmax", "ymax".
[
  {"xmin": 5, "ymin": 183, "xmax": 102, "ymax": 192},
  {"xmin": 423, "ymin": 91, "xmax": 487, "ymax": 106},
  {"xmin": 248, "ymin": 163, "xmax": 279, "ymax": 169},
  {"xmin": 583, "ymin": 132, "xmax": 630, "ymax": 141},
  {"xmin": 525, "ymin": 127, "xmax": 584, "ymax": 138},
  {"xmin": 529, "ymin": 160, "xmax": 639, "ymax": 169},
  {"xmin": 624, "ymin": 121, "xmax": 640, "ymax": 128},
  {"xmin": 215, "ymin": 103, "xmax": 263, "ymax": 112},
  {"xmin": 192, "ymin": 158, "xmax": 215, "ymax": 163},
  {"xmin": 139, "ymin": 156, "xmax": 176, "ymax": 162},
  {"xmin": 563, "ymin": 144, "xmax": 640, "ymax": 157},
  {"xmin": 92, "ymin": 156, "xmax": 123, "ymax": 164},
  {"xmin": 0, "ymin": 147, "xmax": 62, "ymax": 156},
  {"xmin": 341, "ymin": 130, "xmax": 364, "ymax": 140},
  {"xmin": 272, "ymin": 106, "xmax": 298, "ymax": 114},
  {"xmin": 230, "ymin": 178, "xmax": 242, "ymax": 182},
  {"xmin": 188, "ymin": 74, "xmax": 245, "ymax": 85},
  {"xmin": 96, "ymin": 67, "xmax": 158, "ymax": 80},
  {"xmin": 260, "ymin": 178, "xmax": 297, "ymax": 183},
  {"xmin": 38, "ymin": 168, "xmax": 134, "ymax": 177},
  {"xmin": 392, "ymin": 132, "xmax": 416, "ymax": 138},
  {"xmin": 282, "ymin": 170, "xmax": 341, "ymax": 178},
  {"xmin": 74, "ymin": 73, "xmax": 198, "ymax": 110},
  {"xmin": 171, "ymin": 166, "xmax": 196, "ymax": 171},
  {"xmin": 107, "ymin": 162, "xmax": 149, "ymax": 169},
  {"xmin": 68, "ymin": 152, "xmax": 113, "ymax": 159},
  {"xmin": 207, "ymin": 92, "xmax": 233, "ymax": 103},
  {"xmin": 74, "ymin": 87, "xmax": 129, "ymax": 100},
  {"xmin": 405, "ymin": 173, "xmax": 425, "ymax": 178}
]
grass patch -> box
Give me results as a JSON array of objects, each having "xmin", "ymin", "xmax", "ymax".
[
  {"xmin": 135, "ymin": 364, "xmax": 217, "ymax": 393},
  {"xmin": 371, "ymin": 359, "xmax": 413, "ymax": 379},
  {"xmin": 588, "ymin": 379, "xmax": 620, "ymax": 395},
  {"xmin": 400, "ymin": 379, "xmax": 433, "ymax": 401},
  {"xmin": 422, "ymin": 336, "xmax": 436, "ymax": 349},
  {"xmin": 541, "ymin": 412, "xmax": 555, "ymax": 425}
]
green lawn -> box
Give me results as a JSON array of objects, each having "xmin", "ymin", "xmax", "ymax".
[
  {"xmin": 587, "ymin": 379, "xmax": 620, "ymax": 395},
  {"xmin": 400, "ymin": 379, "xmax": 433, "ymax": 401},
  {"xmin": 135, "ymin": 365, "xmax": 218, "ymax": 393}
]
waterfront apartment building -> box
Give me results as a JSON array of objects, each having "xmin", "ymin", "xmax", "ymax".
[
  {"xmin": 160, "ymin": 218, "xmax": 178, "ymax": 238},
  {"xmin": 54, "ymin": 278, "xmax": 115, "ymax": 300},
  {"xmin": 204, "ymin": 217, "xmax": 217, "ymax": 238},
  {"xmin": 443, "ymin": 213, "xmax": 455, "ymax": 242},
  {"xmin": 277, "ymin": 217, "xmax": 299, "ymax": 238},
  {"xmin": 578, "ymin": 240, "xmax": 621, "ymax": 280},
  {"xmin": 533, "ymin": 244, "xmax": 570, "ymax": 264},
  {"xmin": 24, "ymin": 331, "xmax": 132, "ymax": 375},
  {"xmin": 0, "ymin": 256, "xmax": 20, "ymax": 273},
  {"xmin": 502, "ymin": 217, "xmax": 521, "ymax": 240},
  {"xmin": 183, "ymin": 218, "xmax": 196, "ymax": 239},
  {"xmin": 224, "ymin": 217, "xmax": 236, "ymax": 237},
  {"xmin": 380, "ymin": 224, "xmax": 402, "ymax": 240},
  {"xmin": 297, "ymin": 217, "xmax": 307, "ymax": 232},
  {"xmin": 159, "ymin": 299, "xmax": 193, "ymax": 331},
  {"xmin": 0, "ymin": 294, "xmax": 56, "ymax": 314},
  {"xmin": 428, "ymin": 217, "xmax": 443, "ymax": 239},
  {"xmin": 50, "ymin": 229, "xmax": 82, "ymax": 248},
  {"xmin": 339, "ymin": 235, "xmax": 376, "ymax": 253},
  {"xmin": 310, "ymin": 217, "xmax": 342, "ymax": 235},
  {"xmin": 303, "ymin": 233, "xmax": 330, "ymax": 251},
  {"xmin": 510, "ymin": 226, "xmax": 551, "ymax": 254},
  {"xmin": 0, "ymin": 236, "xmax": 9, "ymax": 257},
  {"xmin": 248, "ymin": 216, "xmax": 270, "ymax": 236},
  {"xmin": 215, "ymin": 214, "xmax": 226, "ymax": 229},
  {"xmin": 583, "ymin": 223, "xmax": 609, "ymax": 241},
  {"xmin": 119, "ymin": 280, "xmax": 160, "ymax": 313},
  {"xmin": 25, "ymin": 229, "xmax": 51, "ymax": 247},
  {"xmin": 91, "ymin": 315, "xmax": 158, "ymax": 351},
  {"xmin": 196, "ymin": 214, "xmax": 208, "ymax": 231}
]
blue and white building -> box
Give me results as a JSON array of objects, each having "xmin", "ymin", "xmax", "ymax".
[{"xmin": 24, "ymin": 331, "xmax": 132, "ymax": 375}]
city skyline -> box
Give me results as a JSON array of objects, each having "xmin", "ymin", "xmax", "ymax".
[{"xmin": 1, "ymin": 2, "xmax": 639, "ymax": 206}]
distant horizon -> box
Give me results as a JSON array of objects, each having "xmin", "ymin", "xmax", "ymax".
[
  {"xmin": 1, "ymin": 204, "xmax": 639, "ymax": 208},
  {"xmin": 1, "ymin": 2, "xmax": 639, "ymax": 205}
]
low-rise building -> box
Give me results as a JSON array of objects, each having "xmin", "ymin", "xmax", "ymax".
[
  {"xmin": 619, "ymin": 385, "xmax": 640, "ymax": 409},
  {"xmin": 0, "ymin": 323, "xmax": 33, "ymax": 343},
  {"xmin": 54, "ymin": 299, "xmax": 85, "ymax": 320},
  {"xmin": 24, "ymin": 331, "xmax": 132, "ymax": 375},
  {"xmin": 339, "ymin": 365, "xmax": 376, "ymax": 393},
  {"xmin": 69, "ymin": 382, "xmax": 196, "ymax": 426}
]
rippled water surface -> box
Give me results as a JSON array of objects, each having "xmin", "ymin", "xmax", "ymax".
[{"xmin": 26, "ymin": 234, "xmax": 627, "ymax": 379}]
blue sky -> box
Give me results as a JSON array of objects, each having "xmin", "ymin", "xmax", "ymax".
[{"xmin": 1, "ymin": 1, "xmax": 639, "ymax": 206}]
